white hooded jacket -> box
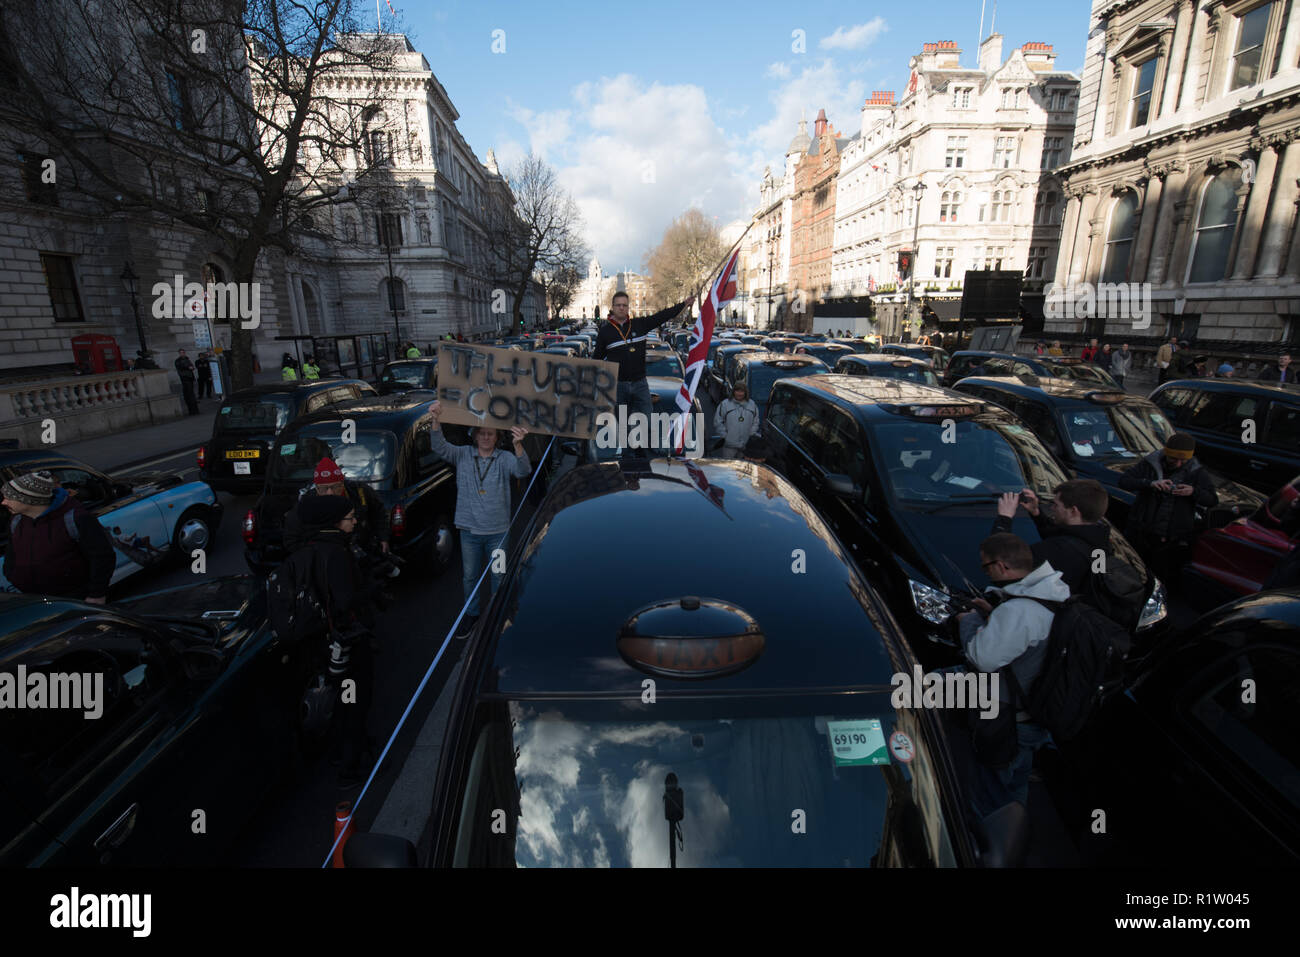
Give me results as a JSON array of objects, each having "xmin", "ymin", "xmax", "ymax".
[{"xmin": 959, "ymin": 561, "xmax": 1070, "ymax": 713}]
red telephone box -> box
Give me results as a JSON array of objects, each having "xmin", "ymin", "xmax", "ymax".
[{"xmin": 71, "ymin": 334, "xmax": 124, "ymax": 373}]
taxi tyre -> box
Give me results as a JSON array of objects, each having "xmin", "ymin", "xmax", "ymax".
[
  {"xmin": 172, "ymin": 506, "xmax": 218, "ymax": 557},
  {"xmin": 427, "ymin": 511, "xmax": 457, "ymax": 574}
]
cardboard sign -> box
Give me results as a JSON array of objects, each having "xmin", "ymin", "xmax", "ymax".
[{"xmin": 435, "ymin": 343, "xmax": 619, "ymax": 440}]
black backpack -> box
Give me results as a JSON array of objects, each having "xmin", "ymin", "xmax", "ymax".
[
  {"xmin": 1006, "ymin": 596, "xmax": 1132, "ymax": 741},
  {"xmin": 266, "ymin": 546, "xmax": 330, "ymax": 642},
  {"xmin": 1081, "ymin": 543, "xmax": 1147, "ymax": 632}
]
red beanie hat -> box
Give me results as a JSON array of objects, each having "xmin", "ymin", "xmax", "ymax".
[{"xmin": 313, "ymin": 457, "xmax": 344, "ymax": 485}]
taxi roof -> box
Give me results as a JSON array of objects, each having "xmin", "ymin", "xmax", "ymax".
[
  {"xmin": 954, "ymin": 375, "xmax": 1137, "ymax": 403},
  {"xmin": 777, "ymin": 373, "xmax": 968, "ymax": 407},
  {"xmin": 842, "ymin": 353, "xmax": 932, "ymax": 366},
  {"xmin": 284, "ymin": 393, "xmax": 435, "ymax": 431},
  {"xmin": 482, "ymin": 460, "xmax": 907, "ymax": 695},
  {"xmin": 736, "ymin": 350, "xmax": 826, "ymax": 367}
]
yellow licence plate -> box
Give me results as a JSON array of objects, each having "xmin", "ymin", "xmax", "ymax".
[{"xmin": 225, "ymin": 450, "xmax": 261, "ymax": 460}]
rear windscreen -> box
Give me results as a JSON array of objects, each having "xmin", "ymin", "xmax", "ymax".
[{"xmin": 216, "ymin": 397, "xmax": 292, "ymax": 433}]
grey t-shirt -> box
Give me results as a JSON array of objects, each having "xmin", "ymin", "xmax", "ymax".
[{"xmin": 429, "ymin": 429, "xmax": 531, "ymax": 534}]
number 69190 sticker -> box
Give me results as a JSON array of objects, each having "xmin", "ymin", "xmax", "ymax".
[{"xmin": 826, "ymin": 719, "xmax": 889, "ymax": 766}]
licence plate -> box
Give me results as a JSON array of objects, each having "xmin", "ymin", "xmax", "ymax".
[
  {"xmin": 233, "ymin": 461, "xmax": 251, "ymax": 475},
  {"xmin": 225, "ymin": 449, "xmax": 260, "ymax": 459}
]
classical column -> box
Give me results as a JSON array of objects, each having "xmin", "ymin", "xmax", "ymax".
[
  {"xmin": 1231, "ymin": 143, "xmax": 1280, "ymax": 278},
  {"xmin": 1161, "ymin": 1, "xmax": 1194, "ymax": 116},
  {"xmin": 1281, "ymin": 0, "xmax": 1300, "ymax": 75},
  {"xmin": 1256, "ymin": 138, "xmax": 1300, "ymax": 277},
  {"xmin": 1152, "ymin": 169, "xmax": 1194, "ymax": 285},
  {"xmin": 1131, "ymin": 169, "xmax": 1165, "ymax": 280},
  {"xmin": 1081, "ymin": 192, "xmax": 1108, "ymax": 285},
  {"xmin": 1056, "ymin": 190, "xmax": 1083, "ymax": 284},
  {"xmin": 1067, "ymin": 188, "xmax": 1099, "ymax": 285},
  {"xmin": 1222, "ymin": 169, "xmax": 1256, "ymax": 279}
]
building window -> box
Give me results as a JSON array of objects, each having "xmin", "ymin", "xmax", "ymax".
[
  {"xmin": 990, "ymin": 190, "xmax": 1012, "ymax": 223},
  {"xmin": 1231, "ymin": 2, "xmax": 1274, "ymax": 90},
  {"xmin": 368, "ymin": 130, "xmax": 390, "ymax": 166},
  {"xmin": 40, "ymin": 254, "xmax": 85, "ymax": 322},
  {"xmin": 18, "ymin": 152, "xmax": 57, "ymax": 206},
  {"xmin": 934, "ymin": 247, "xmax": 954, "ymax": 279},
  {"xmin": 1188, "ymin": 168, "xmax": 1243, "ymax": 283},
  {"xmin": 384, "ymin": 278, "xmax": 405, "ymax": 313},
  {"xmin": 940, "ymin": 191, "xmax": 961, "ymax": 223},
  {"xmin": 951, "ymin": 86, "xmax": 972, "ymax": 109},
  {"xmin": 1034, "ymin": 190, "xmax": 1059, "ymax": 226},
  {"xmin": 945, "ymin": 136, "xmax": 967, "ymax": 168},
  {"xmin": 376, "ymin": 213, "xmax": 403, "ymax": 248},
  {"xmin": 1041, "ymin": 136, "xmax": 1064, "ymax": 169},
  {"xmin": 1130, "ymin": 57, "xmax": 1158, "ymax": 127},
  {"xmin": 1026, "ymin": 246, "xmax": 1048, "ymax": 279},
  {"xmin": 993, "ymin": 136, "xmax": 1015, "ymax": 169},
  {"xmin": 1102, "ymin": 191, "xmax": 1139, "ymax": 283},
  {"xmin": 166, "ymin": 70, "xmax": 195, "ymax": 132}
]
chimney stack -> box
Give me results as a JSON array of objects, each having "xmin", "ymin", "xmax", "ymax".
[
  {"xmin": 814, "ymin": 108, "xmax": 828, "ymax": 137},
  {"xmin": 979, "ymin": 33, "xmax": 1003, "ymax": 73}
]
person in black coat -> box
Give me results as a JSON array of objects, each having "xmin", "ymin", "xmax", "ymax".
[
  {"xmin": 195, "ymin": 350, "xmax": 213, "ymax": 399},
  {"xmin": 1119, "ymin": 432, "xmax": 1217, "ymax": 588},
  {"xmin": 174, "ymin": 349, "xmax": 200, "ymax": 415},
  {"xmin": 991, "ymin": 480, "xmax": 1115, "ymax": 596}
]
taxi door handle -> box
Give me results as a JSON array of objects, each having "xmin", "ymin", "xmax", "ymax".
[{"xmin": 95, "ymin": 803, "xmax": 139, "ymax": 852}]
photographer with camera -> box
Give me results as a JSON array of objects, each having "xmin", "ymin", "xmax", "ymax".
[
  {"xmin": 1118, "ymin": 432, "xmax": 1217, "ymax": 589},
  {"xmin": 293, "ymin": 495, "xmax": 375, "ymax": 790},
  {"xmin": 956, "ymin": 533, "xmax": 1068, "ymax": 819}
]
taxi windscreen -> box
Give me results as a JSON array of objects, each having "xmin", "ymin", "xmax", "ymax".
[
  {"xmin": 271, "ymin": 426, "xmax": 396, "ymax": 483},
  {"xmin": 873, "ymin": 418, "xmax": 1069, "ymax": 502},
  {"xmin": 450, "ymin": 695, "xmax": 957, "ymax": 867},
  {"xmin": 1060, "ymin": 404, "xmax": 1174, "ymax": 461},
  {"xmin": 216, "ymin": 396, "xmax": 292, "ymax": 433},
  {"xmin": 382, "ymin": 362, "xmax": 434, "ymax": 389},
  {"xmin": 645, "ymin": 353, "xmax": 685, "ymax": 378},
  {"xmin": 867, "ymin": 363, "xmax": 939, "ymax": 386},
  {"xmin": 745, "ymin": 362, "xmax": 826, "ymax": 403}
]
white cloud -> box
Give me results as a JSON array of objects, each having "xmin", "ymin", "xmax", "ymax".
[
  {"xmin": 507, "ymin": 104, "xmax": 574, "ymax": 159},
  {"xmin": 819, "ymin": 19, "xmax": 888, "ymax": 51},
  {"xmin": 765, "ymin": 62, "xmax": 791, "ymax": 79},
  {"xmin": 747, "ymin": 59, "xmax": 867, "ymax": 161}
]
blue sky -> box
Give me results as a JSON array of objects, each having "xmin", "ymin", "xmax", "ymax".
[{"xmin": 387, "ymin": 0, "xmax": 1092, "ymax": 269}]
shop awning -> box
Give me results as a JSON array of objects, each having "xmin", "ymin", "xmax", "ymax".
[{"xmin": 921, "ymin": 298, "xmax": 963, "ymax": 322}]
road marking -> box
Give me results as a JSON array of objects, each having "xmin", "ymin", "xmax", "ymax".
[{"xmin": 121, "ymin": 449, "xmax": 200, "ymax": 474}]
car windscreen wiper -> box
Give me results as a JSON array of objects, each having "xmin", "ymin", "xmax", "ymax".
[{"xmin": 910, "ymin": 493, "xmax": 1006, "ymax": 514}]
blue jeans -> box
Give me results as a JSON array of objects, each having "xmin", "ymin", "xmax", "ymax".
[
  {"xmin": 972, "ymin": 721, "xmax": 1052, "ymax": 819},
  {"xmin": 617, "ymin": 378, "xmax": 653, "ymax": 443},
  {"xmin": 460, "ymin": 530, "xmax": 504, "ymax": 617}
]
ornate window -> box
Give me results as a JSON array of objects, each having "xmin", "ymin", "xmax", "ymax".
[
  {"xmin": 1102, "ymin": 191, "xmax": 1139, "ymax": 283},
  {"xmin": 1188, "ymin": 168, "xmax": 1243, "ymax": 283}
]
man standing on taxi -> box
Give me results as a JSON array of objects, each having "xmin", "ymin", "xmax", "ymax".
[{"xmin": 593, "ymin": 292, "xmax": 692, "ymax": 428}]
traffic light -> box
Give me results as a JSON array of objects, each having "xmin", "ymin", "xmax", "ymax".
[{"xmin": 897, "ymin": 250, "xmax": 914, "ymax": 279}]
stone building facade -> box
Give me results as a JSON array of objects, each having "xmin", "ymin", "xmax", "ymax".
[
  {"xmin": 1049, "ymin": 0, "xmax": 1300, "ymax": 353},
  {"xmin": 831, "ymin": 37, "xmax": 1080, "ymax": 337},
  {"xmin": 788, "ymin": 109, "xmax": 847, "ymax": 332}
]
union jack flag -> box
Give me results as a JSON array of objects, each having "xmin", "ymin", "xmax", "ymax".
[
  {"xmin": 868, "ymin": 276, "xmax": 877, "ymax": 292},
  {"xmin": 683, "ymin": 458, "xmax": 730, "ymax": 517},
  {"xmin": 674, "ymin": 246, "xmax": 742, "ymax": 453}
]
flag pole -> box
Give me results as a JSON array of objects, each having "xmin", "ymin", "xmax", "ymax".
[{"xmin": 376, "ymin": 0, "xmax": 382, "ymax": 31}]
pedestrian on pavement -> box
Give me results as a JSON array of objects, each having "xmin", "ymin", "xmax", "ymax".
[
  {"xmin": 302, "ymin": 355, "xmax": 321, "ymax": 380},
  {"xmin": 1048, "ymin": 340, "xmax": 1064, "ymax": 357},
  {"xmin": 1080, "ymin": 339, "xmax": 1099, "ymax": 363},
  {"xmin": 281, "ymin": 353, "xmax": 299, "ymax": 382},
  {"xmin": 1110, "ymin": 343, "xmax": 1132, "ymax": 388},
  {"xmin": 1217, "ymin": 361, "xmax": 1235, "ymax": 378},
  {"xmin": 196, "ymin": 350, "xmax": 214, "ymax": 399},
  {"xmin": 713, "ymin": 383, "xmax": 759, "ymax": 459},
  {"xmin": 1155, "ymin": 336, "xmax": 1177, "ymax": 382},
  {"xmin": 134, "ymin": 349, "xmax": 159, "ymax": 370},
  {"xmin": 295, "ymin": 494, "xmax": 375, "ymax": 789},
  {"xmin": 1118, "ymin": 432, "xmax": 1217, "ymax": 589},
  {"xmin": 405, "ymin": 342, "xmax": 422, "ymax": 358},
  {"xmin": 593, "ymin": 291, "xmax": 692, "ymax": 435},
  {"xmin": 2, "ymin": 470, "xmax": 116, "ymax": 604},
  {"xmin": 1034, "ymin": 340, "xmax": 1046, "ymax": 356},
  {"xmin": 1260, "ymin": 353, "xmax": 1296, "ymax": 384},
  {"xmin": 428, "ymin": 401, "xmax": 532, "ymax": 637},
  {"xmin": 956, "ymin": 533, "xmax": 1066, "ymax": 819},
  {"xmin": 1099, "ymin": 343, "xmax": 1113, "ymax": 369},
  {"xmin": 175, "ymin": 348, "xmax": 200, "ymax": 414}
]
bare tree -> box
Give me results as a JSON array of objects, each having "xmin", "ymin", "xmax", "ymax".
[
  {"xmin": 0, "ymin": 0, "xmax": 402, "ymax": 389},
  {"xmin": 643, "ymin": 209, "xmax": 726, "ymax": 310},
  {"xmin": 485, "ymin": 153, "xmax": 587, "ymax": 331}
]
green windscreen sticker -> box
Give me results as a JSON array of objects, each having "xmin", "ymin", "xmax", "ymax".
[{"xmin": 826, "ymin": 718, "xmax": 889, "ymax": 767}]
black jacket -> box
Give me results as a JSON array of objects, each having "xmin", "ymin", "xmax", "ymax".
[
  {"xmin": 298, "ymin": 527, "xmax": 362, "ymax": 623},
  {"xmin": 174, "ymin": 356, "xmax": 196, "ymax": 381},
  {"xmin": 1119, "ymin": 451, "xmax": 1218, "ymax": 542},
  {"xmin": 592, "ymin": 300, "xmax": 691, "ymax": 382},
  {"xmin": 991, "ymin": 512, "xmax": 1111, "ymax": 597},
  {"xmin": 283, "ymin": 483, "xmax": 389, "ymax": 554},
  {"xmin": 1258, "ymin": 365, "xmax": 1297, "ymax": 385}
]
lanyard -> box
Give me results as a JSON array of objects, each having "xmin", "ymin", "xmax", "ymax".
[
  {"xmin": 610, "ymin": 318, "xmax": 632, "ymax": 345},
  {"xmin": 474, "ymin": 452, "xmax": 495, "ymax": 491}
]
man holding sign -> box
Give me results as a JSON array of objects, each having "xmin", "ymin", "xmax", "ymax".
[
  {"xmin": 593, "ymin": 292, "xmax": 692, "ymax": 434},
  {"xmin": 430, "ymin": 401, "xmax": 531, "ymax": 637}
]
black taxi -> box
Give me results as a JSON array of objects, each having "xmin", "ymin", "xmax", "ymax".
[
  {"xmin": 378, "ymin": 357, "xmax": 438, "ymax": 395},
  {"xmin": 834, "ymin": 353, "xmax": 940, "ymax": 386},
  {"xmin": 762, "ymin": 377, "xmax": 1167, "ymax": 659},
  {"xmin": 242, "ymin": 394, "xmax": 459, "ymax": 575},
  {"xmin": 881, "ymin": 343, "xmax": 950, "ymax": 371},
  {"xmin": 951, "ymin": 375, "xmax": 1262, "ymax": 530},
  {"xmin": 201, "ymin": 380, "xmax": 376, "ymax": 494},
  {"xmin": 362, "ymin": 459, "xmax": 1003, "ymax": 867},
  {"xmin": 731, "ymin": 351, "xmax": 829, "ymax": 427},
  {"xmin": 707, "ymin": 343, "xmax": 763, "ymax": 401}
]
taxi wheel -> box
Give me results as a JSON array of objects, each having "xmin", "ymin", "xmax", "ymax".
[
  {"xmin": 173, "ymin": 508, "xmax": 214, "ymax": 555},
  {"xmin": 429, "ymin": 513, "xmax": 456, "ymax": 574}
]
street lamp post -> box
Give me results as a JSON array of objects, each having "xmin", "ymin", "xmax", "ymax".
[
  {"xmin": 903, "ymin": 181, "xmax": 927, "ymax": 340},
  {"xmin": 381, "ymin": 211, "xmax": 401, "ymax": 354},
  {"xmin": 120, "ymin": 262, "xmax": 147, "ymax": 356}
]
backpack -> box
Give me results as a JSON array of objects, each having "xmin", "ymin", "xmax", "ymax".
[
  {"xmin": 1080, "ymin": 543, "xmax": 1147, "ymax": 632},
  {"xmin": 266, "ymin": 546, "xmax": 330, "ymax": 642},
  {"xmin": 1006, "ymin": 596, "xmax": 1132, "ymax": 741}
]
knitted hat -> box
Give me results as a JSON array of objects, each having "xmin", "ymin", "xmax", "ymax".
[
  {"xmin": 313, "ymin": 457, "xmax": 344, "ymax": 486},
  {"xmin": 1, "ymin": 470, "xmax": 58, "ymax": 507},
  {"xmin": 299, "ymin": 493, "xmax": 353, "ymax": 527},
  {"xmin": 1163, "ymin": 433, "xmax": 1196, "ymax": 460}
]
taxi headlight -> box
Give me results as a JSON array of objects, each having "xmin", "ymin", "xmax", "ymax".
[
  {"xmin": 1137, "ymin": 578, "xmax": 1168, "ymax": 632},
  {"xmin": 909, "ymin": 579, "xmax": 952, "ymax": 625}
]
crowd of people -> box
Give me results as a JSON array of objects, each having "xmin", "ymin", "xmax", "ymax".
[{"xmin": 1032, "ymin": 336, "xmax": 1295, "ymax": 386}]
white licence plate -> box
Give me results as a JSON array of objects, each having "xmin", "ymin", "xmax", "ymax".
[{"xmin": 233, "ymin": 461, "xmax": 251, "ymax": 475}]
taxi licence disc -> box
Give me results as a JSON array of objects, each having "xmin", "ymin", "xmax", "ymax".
[{"xmin": 225, "ymin": 449, "xmax": 261, "ymax": 459}]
